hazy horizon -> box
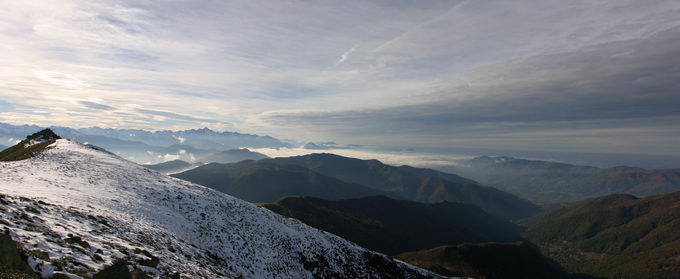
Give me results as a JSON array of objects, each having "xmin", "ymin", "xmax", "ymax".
[{"xmin": 3, "ymin": 121, "xmax": 680, "ymax": 170}]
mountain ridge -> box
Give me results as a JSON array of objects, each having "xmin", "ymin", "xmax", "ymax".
[
  {"xmin": 456, "ymin": 155, "xmax": 680, "ymax": 202},
  {"xmin": 0, "ymin": 129, "xmax": 62, "ymax": 161},
  {"xmin": 0, "ymin": 138, "xmax": 443, "ymax": 278},
  {"xmin": 172, "ymin": 160, "xmax": 399, "ymax": 203},
  {"xmin": 262, "ymin": 153, "xmax": 539, "ymax": 220},
  {"xmin": 0, "ymin": 122, "xmax": 288, "ymax": 164},
  {"xmin": 201, "ymin": 148, "xmax": 269, "ymax": 164}
]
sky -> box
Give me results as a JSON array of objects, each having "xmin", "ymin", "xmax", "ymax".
[{"xmin": 1, "ymin": 0, "xmax": 680, "ymax": 156}]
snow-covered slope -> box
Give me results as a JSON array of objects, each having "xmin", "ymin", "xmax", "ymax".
[{"xmin": 0, "ymin": 139, "xmax": 444, "ymax": 278}]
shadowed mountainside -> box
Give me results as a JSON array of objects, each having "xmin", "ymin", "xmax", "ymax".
[
  {"xmin": 262, "ymin": 195, "xmax": 522, "ymax": 255},
  {"xmin": 172, "ymin": 160, "xmax": 395, "ymax": 203},
  {"xmin": 395, "ymin": 242, "xmax": 571, "ymax": 279}
]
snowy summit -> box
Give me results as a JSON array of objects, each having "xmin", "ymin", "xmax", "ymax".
[{"xmin": 0, "ymin": 137, "xmax": 443, "ymax": 278}]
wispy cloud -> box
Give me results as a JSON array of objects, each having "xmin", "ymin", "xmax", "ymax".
[
  {"xmin": 135, "ymin": 109, "xmax": 220, "ymax": 123},
  {"xmin": 0, "ymin": 0, "xmax": 678, "ymax": 155},
  {"xmin": 255, "ymin": 26, "xmax": 680, "ymax": 155},
  {"xmin": 78, "ymin": 101, "xmax": 115, "ymax": 111},
  {"xmin": 335, "ymin": 47, "xmax": 356, "ymax": 65}
]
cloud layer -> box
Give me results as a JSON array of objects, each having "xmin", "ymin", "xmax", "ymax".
[{"xmin": 1, "ymin": 0, "xmax": 679, "ymax": 155}]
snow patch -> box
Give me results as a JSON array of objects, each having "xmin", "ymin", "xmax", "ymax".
[{"xmin": 0, "ymin": 139, "xmax": 443, "ymax": 278}]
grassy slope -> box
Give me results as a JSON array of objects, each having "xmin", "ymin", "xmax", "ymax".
[
  {"xmin": 0, "ymin": 141, "xmax": 56, "ymax": 162},
  {"xmin": 521, "ymin": 192, "xmax": 680, "ymax": 278},
  {"xmin": 0, "ymin": 129, "xmax": 61, "ymax": 162}
]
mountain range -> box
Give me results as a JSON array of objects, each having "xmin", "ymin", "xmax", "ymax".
[
  {"xmin": 5, "ymin": 129, "xmax": 679, "ymax": 279},
  {"xmin": 0, "ymin": 130, "xmax": 442, "ymax": 278},
  {"xmin": 520, "ymin": 191, "xmax": 680, "ymax": 278},
  {"xmin": 172, "ymin": 160, "xmax": 394, "ymax": 203},
  {"xmin": 63, "ymin": 126, "xmax": 288, "ymax": 150},
  {"xmin": 259, "ymin": 154, "xmax": 540, "ymax": 220},
  {"xmin": 0, "ymin": 122, "xmax": 288, "ymax": 164},
  {"xmin": 455, "ymin": 156, "xmax": 680, "ymax": 203},
  {"xmin": 142, "ymin": 148, "xmax": 268, "ymax": 174},
  {"xmin": 261, "ymin": 195, "xmax": 522, "ymax": 255}
]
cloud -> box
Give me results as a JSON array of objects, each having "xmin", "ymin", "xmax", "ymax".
[
  {"xmin": 160, "ymin": 148, "xmax": 196, "ymax": 162},
  {"xmin": 173, "ymin": 135, "xmax": 186, "ymax": 144},
  {"xmin": 302, "ymin": 141, "xmax": 360, "ymax": 150},
  {"xmin": 1, "ymin": 0, "xmax": 679, "ymax": 156},
  {"xmin": 257, "ymin": 27, "xmax": 680, "ymax": 155},
  {"xmin": 161, "ymin": 153, "xmax": 180, "ymax": 161},
  {"xmin": 78, "ymin": 101, "xmax": 115, "ymax": 111},
  {"xmin": 135, "ymin": 109, "xmax": 219, "ymax": 123},
  {"xmin": 34, "ymin": 71, "xmax": 87, "ymax": 89},
  {"xmin": 335, "ymin": 47, "xmax": 356, "ymax": 65}
]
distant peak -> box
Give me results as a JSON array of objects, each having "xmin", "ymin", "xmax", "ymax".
[
  {"xmin": 27, "ymin": 128, "xmax": 61, "ymax": 142},
  {"xmin": 0, "ymin": 129, "xmax": 63, "ymax": 161}
]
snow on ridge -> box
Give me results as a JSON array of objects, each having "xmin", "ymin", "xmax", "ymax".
[
  {"xmin": 22, "ymin": 137, "xmax": 53, "ymax": 148},
  {"xmin": 0, "ymin": 139, "xmax": 443, "ymax": 278},
  {"xmin": 23, "ymin": 139, "xmax": 44, "ymax": 148}
]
